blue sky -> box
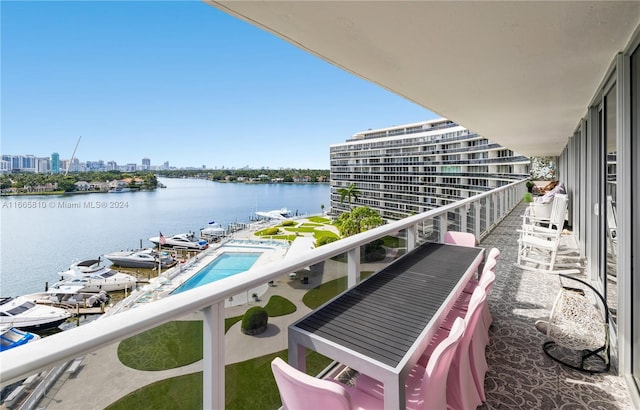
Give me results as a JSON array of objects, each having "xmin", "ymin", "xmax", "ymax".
[{"xmin": 1, "ymin": 1, "xmax": 435, "ymax": 169}]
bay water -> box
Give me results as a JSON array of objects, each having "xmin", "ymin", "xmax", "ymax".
[{"xmin": 0, "ymin": 178, "xmax": 330, "ymax": 297}]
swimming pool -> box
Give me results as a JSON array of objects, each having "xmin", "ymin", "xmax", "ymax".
[{"xmin": 172, "ymin": 252, "xmax": 261, "ymax": 294}]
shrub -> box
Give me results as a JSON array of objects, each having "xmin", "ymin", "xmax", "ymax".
[
  {"xmin": 280, "ymin": 220, "xmax": 295, "ymax": 226},
  {"xmin": 316, "ymin": 235, "xmax": 338, "ymax": 247},
  {"xmin": 263, "ymin": 227, "xmax": 280, "ymax": 236},
  {"xmin": 241, "ymin": 306, "xmax": 269, "ymax": 335}
]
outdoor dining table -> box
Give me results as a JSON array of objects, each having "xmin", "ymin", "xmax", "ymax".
[{"xmin": 288, "ymin": 241, "xmax": 485, "ymax": 409}]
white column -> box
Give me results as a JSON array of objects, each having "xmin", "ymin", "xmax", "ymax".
[{"xmin": 203, "ymin": 302, "xmax": 226, "ymax": 410}]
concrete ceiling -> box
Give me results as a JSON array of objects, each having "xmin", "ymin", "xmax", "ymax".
[{"xmin": 207, "ymin": 1, "xmax": 639, "ymax": 157}]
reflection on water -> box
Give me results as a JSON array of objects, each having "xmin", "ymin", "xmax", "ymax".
[{"xmin": 0, "ymin": 178, "xmax": 329, "ymax": 297}]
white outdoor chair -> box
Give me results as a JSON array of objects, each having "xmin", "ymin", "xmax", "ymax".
[
  {"xmin": 522, "ymin": 182, "xmax": 566, "ymax": 228},
  {"xmin": 517, "ymin": 194, "xmax": 568, "ymax": 271},
  {"xmin": 535, "ymin": 274, "xmax": 610, "ymax": 373}
]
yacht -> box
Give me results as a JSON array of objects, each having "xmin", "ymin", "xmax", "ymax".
[
  {"xmin": 56, "ymin": 259, "xmax": 138, "ymax": 292},
  {"xmin": 148, "ymin": 233, "xmax": 208, "ymax": 250},
  {"xmin": 103, "ymin": 248, "xmax": 175, "ymax": 269},
  {"xmin": 0, "ymin": 296, "xmax": 71, "ymax": 332},
  {"xmin": 23, "ymin": 285, "xmax": 110, "ymax": 311},
  {"xmin": 0, "ymin": 326, "xmax": 41, "ymax": 352},
  {"xmin": 255, "ymin": 208, "xmax": 293, "ymax": 220},
  {"xmin": 200, "ymin": 221, "xmax": 225, "ymax": 240}
]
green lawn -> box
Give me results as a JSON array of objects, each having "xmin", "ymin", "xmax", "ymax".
[
  {"xmin": 306, "ymin": 216, "xmax": 331, "ymax": 224},
  {"xmin": 118, "ymin": 321, "xmax": 203, "ymax": 371},
  {"xmin": 299, "ymin": 222, "xmax": 322, "ymax": 227},
  {"xmin": 313, "ymin": 230, "xmax": 339, "ymax": 242},
  {"xmin": 283, "ymin": 226, "xmax": 317, "ymax": 233}
]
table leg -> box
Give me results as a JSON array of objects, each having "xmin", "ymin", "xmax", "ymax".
[{"xmin": 288, "ymin": 340, "xmax": 307, "ymax": 373}]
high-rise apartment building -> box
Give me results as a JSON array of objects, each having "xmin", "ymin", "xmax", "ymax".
[
  {"xmin": 330, "ymin": 118, "xmax": 530, "ymax": 220},
  {"xmin": 51, "ymin": 152, "xmax": 60, "ymax": 174},
  {"xmin": 142, "ymin": 158, "xmax": 151, "ymax": 170},
  {"xmin": 35, "ymin": 157, "xmax": 50, "ymax": 174}
]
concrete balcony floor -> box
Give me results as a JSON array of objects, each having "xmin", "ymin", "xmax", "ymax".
[{"xmin": 479, "ymin": 202, "xmax": 632, "ymax": 409}]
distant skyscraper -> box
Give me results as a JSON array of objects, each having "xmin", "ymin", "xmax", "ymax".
[
  {"xmin": 36, "ymin": 157, "xmax": 51, "ymax": 173},
  {"xmin": 142, "ymin": 158, "xmax": 151, "ymax": 170},
  {"xmin": 51, "ymin": 152, "xmax": 60, "ymax": 174},
  {"xmin": 163, "ymin": 161, "xmax": 169, "ymax": 170}
]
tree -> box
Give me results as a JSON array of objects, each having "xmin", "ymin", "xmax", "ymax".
[
  {"xmin": 334, "ymin": 206, "xmax": 384, "ymax": 237},
  {"xmin": 320, "ymin": 204, "xmax": 325, "ymax": 215},
  {"xmin": 337, "ymin": 183, "xmax": 361, "ymax": 208},
  {"xmin": 58, "ymin": 177, "xmax": 77, "ymax": 192}
]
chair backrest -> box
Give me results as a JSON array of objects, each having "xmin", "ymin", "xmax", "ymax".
[
  {"xmin": 548, "ymin": 193, "xmax": 568, "ymax": 229},
  {"xmin": 447, "ymin": 287, "xmax": 487, "ymax": 410},
  {"xmin": 481, "ymin": 247, "xmax": 501, "ymax": 276},
  {"xmin": 271, "ymin": 357, "xmax": 352, "ymax": 410},
  {"xmin": 417, "ymin": 317, "xmax": 466, "ymax": 410},
  {"xmin": 478, "ymin": 269, "xmax": 496, "ymax": 294},
  {"xmin": 444, "ymin": 231, "xmax": 478, "ymax": 247}
]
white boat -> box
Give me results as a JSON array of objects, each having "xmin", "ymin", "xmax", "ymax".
[
  {"xmin": 200, "ymin": 221, "xmax": 225, "ymax": 239},
  {"xmin": 56, "ymin": 259, "xmax": 138, "ymax": 292},
  {"xmin": 103, "ymin": 248, "xmax": 175, "ymax": 269},
  {"xmin": 23, "ymin": 285, "xmax": 110, "ymax": 311},
  {"xmin": 255, "ymin": 208, "xmax": 293, "ymax": 220},
  {"xmin": 0, "ymin": 326, "xmax": 41, "ymax": 352},
  {"xmin": 0, "ymin": 296, "xmax": 71, "ymax": 332},
  {"xmin": 148, "ymin": 233, "xmax": 208, "ymax": 250}
]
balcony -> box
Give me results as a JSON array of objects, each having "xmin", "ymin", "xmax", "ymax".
[{"xmin": 0, "ymin": 181, "xmax": 633, "ymax": 409}]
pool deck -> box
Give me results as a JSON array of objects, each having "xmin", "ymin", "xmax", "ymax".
[{"xmin": 107, "ymin": 237, "xmax": 291, "ymax": 315}]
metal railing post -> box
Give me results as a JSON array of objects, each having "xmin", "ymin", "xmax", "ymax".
[
  {"xmin": 347, "ymin": 247, "xmax": 360, "ymax": 288},
  {"xmin": 407, "ymin": 225, "xmax": 416, "ymax": 252},
  {"xmin": 203, "ymin": 302, "xmax": 225, "ymax": 410}
]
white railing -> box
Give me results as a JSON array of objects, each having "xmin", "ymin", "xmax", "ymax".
[{"xmin": 0, "ymin": 180, "xmax": 527, "ymax": 408}]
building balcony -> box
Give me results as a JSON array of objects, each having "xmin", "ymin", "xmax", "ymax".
[{"xmin": 0, "ymin": 181, "xmax": 633, "ymax": 409}]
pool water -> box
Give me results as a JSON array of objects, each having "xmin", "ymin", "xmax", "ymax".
[{"xmin": 172, "ymin": 252, "xmax": 261, "ymax": 294}]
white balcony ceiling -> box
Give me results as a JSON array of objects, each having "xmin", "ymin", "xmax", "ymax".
[{"xmin": 207, "ymin": 1, "xmax": 639, "ymax": 157}]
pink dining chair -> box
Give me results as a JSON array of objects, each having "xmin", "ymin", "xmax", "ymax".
[
  {"xmin": 445, "ymin": 287, "xmax": 486, "ymax": 410},
  {"xmin": 271, "ymin": 357, "xmax": 382, "ymax": 410},
  {"xmin": 468, "ymin": 308, "xmax": 490, "ymax": 403},
  {"xmin": 442, "ymin": 268, "xmax": 496, "ymax": 349},
  {"xmin": 464, "ymin": 247, "xmax": 501, "ymax": 294},
  {"xmin": 440, "ymin": 285, "xmax": 493, "ymax": 405},
  {"xmin": 271, "ymin": 357, "xmax": 352, "ymax": 410},
  {"xmin": 353, "ymin": 317, "xmax": 466, "ymax": 410},
  {"xmin": 443, "ymin": 231, "xmax": 478, "ymax": 247}
]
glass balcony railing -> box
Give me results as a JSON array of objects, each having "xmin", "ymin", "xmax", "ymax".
[{"xmin": 0, "ymin": 180, "xmax": 528, "ymax": 409}]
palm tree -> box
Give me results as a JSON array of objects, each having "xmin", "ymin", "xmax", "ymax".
[
  {"xmin": 320, "ymin": 204, "xmax": 325, "ymax": 215},
  {"xmin": 334, "ymin": 206, "xmax": 384, "ymax": 237},
  {"xmin": 337, "ymin": 183, "xmax": 361, "ymax": 208}
]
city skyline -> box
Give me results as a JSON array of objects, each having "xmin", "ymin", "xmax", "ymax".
[
  {"xmin": 1, "ymin": 150, "xmax": 330, "ymax": 173},
  {"xmin": 2, "ymin": 1, "xmax": 437, "ymax": 170}
]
